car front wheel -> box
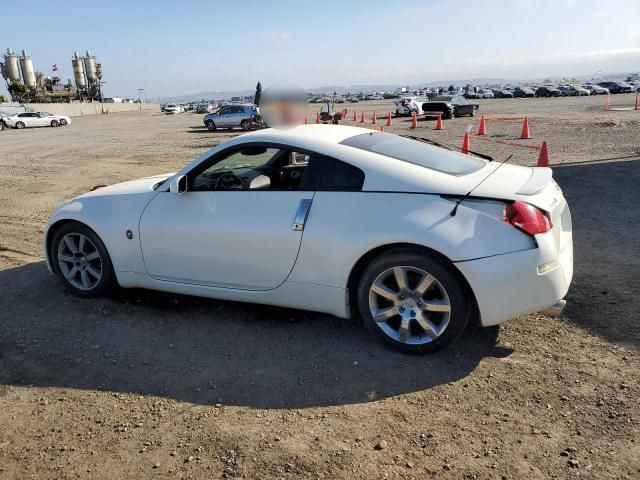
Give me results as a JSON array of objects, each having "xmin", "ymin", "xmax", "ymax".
[
  {"xmin": 51, "ymin": 222, "xmax": 114, "ymax": 297},
  {"xmin": 206, "ymin": 120, "xmax": 216, "ymax": 131},
  {"xmin": 357, "ymin": 249, "xmax": 470, "ymax": 354},
  {"xmin": 59, "ymin": 119, "xmax": 68, "ymax": 126}
]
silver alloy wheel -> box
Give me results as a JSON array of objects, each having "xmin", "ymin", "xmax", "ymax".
[
  {"xmin": 57, "ymin": 233, "xmax": 103, "ymax": 291},
  {"xmin": 368, "ymin": 266, "xmax": 451, "ymax": 345}
]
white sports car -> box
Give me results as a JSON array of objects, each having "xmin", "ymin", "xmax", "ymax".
[
  {"xmin": 44, "ymin": 125, "xmax": 573, "ymax": 353},
  {"xmin": 5, "ymin": 111, "xmax": 72, "ymax": 129}
]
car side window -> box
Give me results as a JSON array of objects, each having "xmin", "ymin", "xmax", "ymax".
[
  {"xmin": 318, "ymin": 157, "xmax": 365, "ymax": 191},
  {"xmin": 218, "ymin": 107, "xmax": 231, "ymax": 115}
]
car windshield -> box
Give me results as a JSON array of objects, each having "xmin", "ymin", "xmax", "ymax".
[
  {"xmin": 340, "ymin": 132, "xmax": 485, "ymax": 176},
  {"xmin": 41, "ymin": 112, "xmax": 52, "ymax": 117}
]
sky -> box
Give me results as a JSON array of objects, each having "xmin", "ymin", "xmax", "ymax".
[{"xmin": 1, "ymin": 0, "xmax": 639, "ymax": 100}]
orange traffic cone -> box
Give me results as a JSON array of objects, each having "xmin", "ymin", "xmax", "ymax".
[
  {"xmin": 386, "ymin": 112, "xmax": 392, "ymax": 126},
  {"xmin": 605, "ymin": 93, "xmax": 610, "ymax": 111},
  {"xmin": 371, "ymin": 111, "xmax": 377, "ymax": 124},
  {"xmin": 520, "ymin": 116, "xmax": 531, "ymax": 139},
  {"xmin": 304, "ymin": 117, "xmax": 308, "ymax": 125},
  {"xmin": 353, "ymin": 110, "xmax": 357, "ymax": 121},
  {"xmin": 635, "ymin": 93, "xmax": 638, "ymax": 111},
  {"xmin": 435, "ymin": 113, "xmax": 443, "ymax": 130},
  {"xmin": 537, "ymin": 141, "xmax": 549, "ymax": 167},
  {"xmin": 359, "ymin": 111, "xmax": 365, "ymax": 123},
  {"xmin": 461, "ymin": 133, "xmax": 470, "ymax": 154},
  {"xmin": 379, "ymin": 125, "xmax": 384, "ymax": 132},
  {"xmin": 477, "ymin": 115, "xmax": 487, "ymax": 135},
  {"xmin": 410, "ymin": 113, "xmax": 417, "ymax": 129}
]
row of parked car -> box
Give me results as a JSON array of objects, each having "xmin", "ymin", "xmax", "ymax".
[{"xmin": 394, "ymin": 81, "xmax": 639, "ymax": 117}]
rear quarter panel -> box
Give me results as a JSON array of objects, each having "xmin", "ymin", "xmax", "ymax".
[{"xmin": 288, "ymin": 192, "xmax": 536, "ymax": 288}]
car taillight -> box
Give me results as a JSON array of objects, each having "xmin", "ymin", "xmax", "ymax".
[{"xmin": 505, "ymin": 201, "xmax": 552, "ymax": 236}]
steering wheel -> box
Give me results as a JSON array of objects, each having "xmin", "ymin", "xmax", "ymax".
[{"xmin": 214, "ymin": 172, "xmax": 246, "ymax": 190}]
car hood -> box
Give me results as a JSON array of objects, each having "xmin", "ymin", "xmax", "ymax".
[{"xmin": 76, "ymin": 173, "xmax": 175, "ymax": 199}]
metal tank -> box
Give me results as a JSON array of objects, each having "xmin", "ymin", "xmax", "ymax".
[
  {"xmin": 4, "ymin": 48, "xmax": 21, "ymax": 82},
  {"xmin": 83, "ymin": 50, "xmax": 98, "ymax": 82},
  {"xmin": 72, "ymin": 51, "xmax": 86, "ymax": 89},
  {"xmin": 19, "ymin": 50, "xmax": 37, "ymax": 89},
  {"xmin": 36, "ymin": 72, "xmax": 46, "ymax": 90}
]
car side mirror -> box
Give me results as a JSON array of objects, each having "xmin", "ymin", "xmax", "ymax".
[{"xmin": 169, "ymin": 175, "xmax": 188, "ymax": 195}]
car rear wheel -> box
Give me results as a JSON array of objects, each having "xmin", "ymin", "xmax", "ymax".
[
  {"xmin": 50, "ymin": 120, "xmax": 59, "ymax": 127},
  {"xmin": 59, "ymin": 119, "xmax": 67, "ymax": 126},
  {"xmin": 240, "ymin": 119, "xmax": 250, "ymax": 131},
  {"xmin": 51, "ymin": 222, "xmax": 114, "ymax": 297},
  {"xmin": 15, "ymin": 121, "xmax": 25, "ymax": 129},
  {"xmin": 206, "ymin": 120, "xmax": 216, "ymax": 131},
  {"xmin": 357, "ymin": 249, "xmax": 470, "ymax": 354}
]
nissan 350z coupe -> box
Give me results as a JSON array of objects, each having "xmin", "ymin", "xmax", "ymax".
[{"xmin": 44, "ymin": 125, "xmax": 573, "ymax": 354}]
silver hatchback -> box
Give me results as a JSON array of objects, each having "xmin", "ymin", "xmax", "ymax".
[{"xmin": 203, "ymin": 104, "xmax": 261, "ymax": 131}]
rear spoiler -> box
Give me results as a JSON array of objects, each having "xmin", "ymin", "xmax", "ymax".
[{"xmin": 516, "ymin": 167, "xmax": 553, "ymax": 195}]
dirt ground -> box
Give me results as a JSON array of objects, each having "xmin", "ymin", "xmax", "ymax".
[{"xmin": 0, "ymin": 94, "xmax": 639, "ymax": 479}]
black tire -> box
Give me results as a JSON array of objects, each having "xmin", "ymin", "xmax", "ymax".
[
  {"xmin": 50, "ymin": 120, "xmax": 59, "ymax": 127},
  {"xmin": 357, "ymin": 248, "xmax": 470, "ymax": 354},
  {"xmin": 449, "ymin": 109, "xmax": 456, "ymax": 119},
  {"xmin": 59, "ymin": 118, "xmax": 67, "ymax": 126},
  {"xmin": 0, "ymin": 122, "xmax": 4, "ymax": 131},
  {"xmin": 240, "ymin": 119, "xmax": 250, "ymax": 131},
  {"xmin": 206, "ymin": 120, "xmax": 216, "ymax": 131},
  {"xmin": 15, "ymin": 121, "xmax": 25, "ymax": 129},
  {"xmin": 50, "ymin": 222, "xmax": 115, "ymax": 298},
  {"xmin": 469, "ymin": 107, "xmax": 476, "ymax": 117}
]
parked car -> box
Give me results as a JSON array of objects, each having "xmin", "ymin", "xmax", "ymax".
[
  {"xmin": 582, "ymin": 84, "xmax": 609, "ymax": 95},
  {"xmin": 477, "ymin": 89, "xmax": 494, "ymax": 99},
  {"xmin": 203, "ymin": 104, "xmax": 263, "ymax": 131},
  {"xmin": 627, "ymin": 80, "xmax": 640, "ymax": 92},
  {"xmin": 44, "ymin": 125, "xmax": 573, "ymax": 354},
  {"xmin": 511, "ymin": 86, "xmax": 535, "ymax": 98},
  {"xmin": 394, "ymin": 96, "xmax": 428, "ymax": 116},
  {"xmin": 422, "ymin": 95, "xmax": 479, "ymax": 119},
  {"xmin": 164, "ymin": 104, "xmax": 182, "ymax": 114},
  {"xmin": 535, "ymin": 86, "xmax": 562, "ymax": 97},
  {"xmin": 564, "ymin": 85, "xmax": 590, "ymax": 96},
  {"xmin": 492, "ymin": 89, "xmax": 514, "ymax": 98},
  {"xmin": 196, "ymin": 103, "xmax": 213, "ymax": 114},
  {"xmin": 598, "ymin": 81, "xmax": 633, "ymax": 94},
  {"xmin": 463, "ymin": 91, "xmax": 480, "ymax": 99},
  {"xmin": 4, "ymin": 111, "xmax": 72, "ymax": 129}
]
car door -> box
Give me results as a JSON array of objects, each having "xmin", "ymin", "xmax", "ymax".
[
  {"xmin": 36, "ymin": 113, "xmax": 51, "ymax": 126},
  {"xmin": 214, "ymin": 106, "xmax": 232, "ymax": 127},
  {"xmin": 228, "ymin": 106, "xmax": 244, "ymax": 126},
  {"xmin": 138, "ymin": 144, "xmax": 319, "ymax": 290}
]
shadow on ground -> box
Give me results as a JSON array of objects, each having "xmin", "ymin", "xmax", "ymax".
[
  {"xmin": 554, "ymin": 158, "xmax": 640, "ymax": 348},
  {"xmin": 0, "ymin": 262, "xmax": 503, "ymax": 408}
]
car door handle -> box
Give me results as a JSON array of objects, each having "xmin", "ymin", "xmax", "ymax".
[{"xmin": 292, "ymin": 198, "xmax": 313, "ymax": 231}]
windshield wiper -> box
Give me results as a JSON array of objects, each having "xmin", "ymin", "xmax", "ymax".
[{"xmin": 401, "ymin": 134, "xmax": 493, "ymax": 162}]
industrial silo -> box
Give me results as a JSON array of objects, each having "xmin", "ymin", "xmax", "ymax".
[
  {"xmin": 83, "ymin": 50, "xmax": 98, "ymax": 82},
  {"xmin": 19, "ymin": 50, "xmax": 37, "ymax": 89},
  {"xmin": 4, "ymin": 48, "xmax": 22, "ymax": 83},
  {"xmin": 72, "ymin": 51, "xmax": 86, "ymax": 89}
]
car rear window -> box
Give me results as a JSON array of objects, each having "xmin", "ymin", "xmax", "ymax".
[{"xmin": 340, "ymin": 132, "xmax": 485, "ymax": 175}]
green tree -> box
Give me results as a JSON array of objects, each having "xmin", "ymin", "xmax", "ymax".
[{"xmin": 254, "ymin": 81, "xmax": 262, "ymax": 106}]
